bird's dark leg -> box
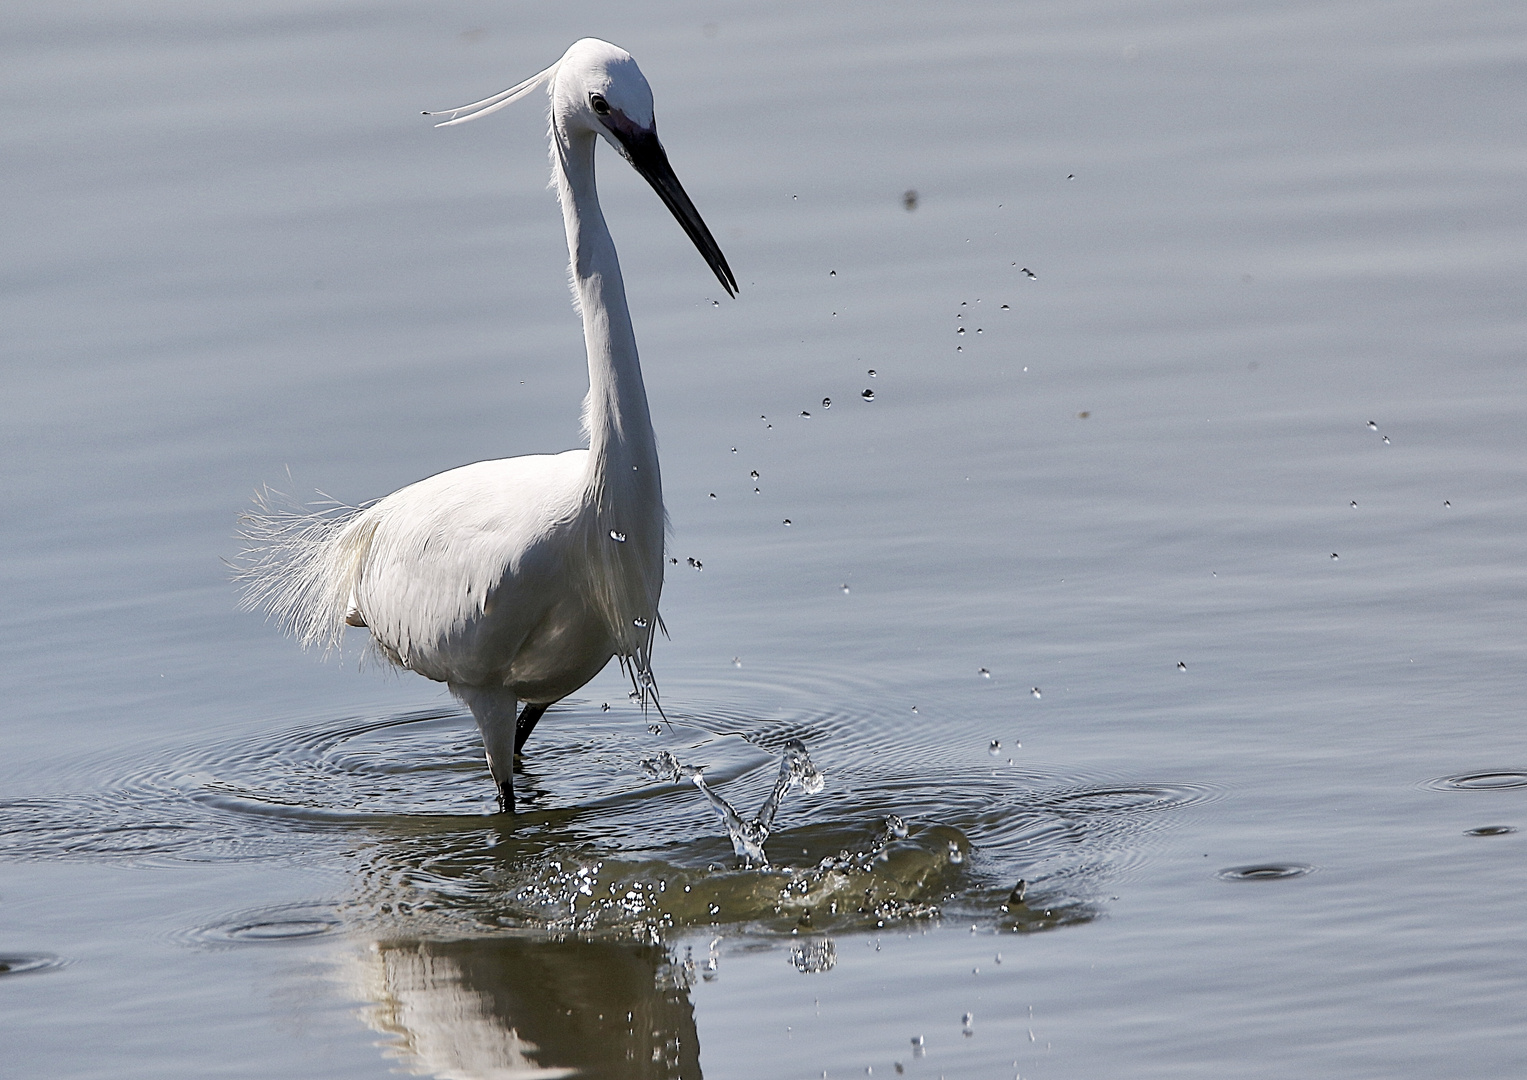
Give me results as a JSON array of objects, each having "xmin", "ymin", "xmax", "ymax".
[
  {"xmin": 454, "ymin": 685, "xmax": 518, "ymax": 814},
  {"xmin": 514, "ymin": 701, "xmax": 549, "ymax": 757}
]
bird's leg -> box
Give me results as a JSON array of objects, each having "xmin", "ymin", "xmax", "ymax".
[
  {"xmin": 455, "ymin": 685, "xmax": 519, "ymax": 814},
  {"xmin": 514, "ymin": 701, "xmax": 549, "ymax": 757}
]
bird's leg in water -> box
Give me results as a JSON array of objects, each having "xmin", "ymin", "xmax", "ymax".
[
  {"xmin": 514, "ymin": 702, "xmax": 549, "ymax": 757},
  {"xmin": 455, "ymin": 686, "xmax": 519, "ymax": 814}
]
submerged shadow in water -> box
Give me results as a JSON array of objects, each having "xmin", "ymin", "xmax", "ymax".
[{"xmin": 350, "ymin": 936, "xmax": 701, "ymax": 1079}]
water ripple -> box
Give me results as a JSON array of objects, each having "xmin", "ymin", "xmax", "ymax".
[
  {"xmin": 1427, "ymin": 771, "xmax": 1527, "ymax": 792},
  {"xmin": 1217, "ymin": 863, "xmax": 1316, "ymax": 882},
  {"xmin": 0, "ymin": 953, "xmax": 66, "ymax": 977},
  {"xmin": 0, "ymin": 702, "xmax": 1206, "ymax": 937},
  {"xmin": 178, "ymin": 902, "xmax": 346, "ymax": 947}
]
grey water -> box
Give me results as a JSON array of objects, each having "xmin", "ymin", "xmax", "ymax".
[{"xmin": 3, "ymin": 1, "xmax": 1526, "ymax": 1077}]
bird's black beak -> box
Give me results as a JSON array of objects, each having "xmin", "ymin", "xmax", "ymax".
[{"xmin": 616, "ymin": 128, "xmax": 737, "ymax": 297}]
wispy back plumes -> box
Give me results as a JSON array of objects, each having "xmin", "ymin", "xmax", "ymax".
[{"xmin": 231, "ymin": 487, "xmax": 376, "ymax": 653}]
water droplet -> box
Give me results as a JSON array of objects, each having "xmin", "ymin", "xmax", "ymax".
[
  {"xmin": 1367, "ymin": 420, "xmax": 1378, "ymax": 430},
  {"xmin": 730, "ymin": 447, "xmax": 737, "ymax": 453},
  {"xmin": 1000, "ymin": 303, "xmax": 1010, "ymax": 309},
  {"xmin": 911, "ymin": 1035, "xmax": 925, "ymax": 1049},
  {"xmin": 1466, "ymin": 825, "xmax": 1517, "ymax": 836},
  {"xmin": 957, "ymin": 327, "xmax": 966, "ymax": 335},
  {"xmin": 1331, "ymin": 552, "xmax": 1339, "ymax": 560},
  {"xmin": 754, "ymin": 487, "xmax": 761, "ymax": 494},
  {"xmin": 976, "ymin": 328, "xmax": 983, "ymax": 334},
  {"xmin": 911, "ymin": 706, "xmax": 918, "ymax": 713},
  {"xmin": 1444, "ymin": 499, "xmax": 1451, "ymax": 507},
  {"xmin": 948, "ymin": 840, "xmax": 964, "ymax": 864},
  {"xmin": 750, "ymin": 470, "xmax": 759, "ymax": 479},
  {"xmin": 822, "ymin": 397, "xmax": 832, "ymax": 409},
  {"xmin": 649, "ymin": 723, "xmax": 662, "ymax": 734},
  {"xmin": 709, "ymin": 492, "xmax": 717, "ymax": 499},
  {"xmin": 1022, "ymin": 268, "xmax": 1036, "ymax": 278},
  {"xmin": 783, "ymin": 519, "xmax": 792, "ymax": 526},
  {"xmin": 956, "ymin": 345, "xmax": 963, "ymax": 352},
  {"xmin": 792, "ymin": 194, "xmax": 798, "ymax": 200},
  {"xmin": 801, "ymin": 410, "xmax": 811, "ymax": 418},
  {"xmin": 1350, "ymin": 500, "xmax": 1357, "ymax": 508},
  {"xmin": 979, "ymin": 668, "xmax": 991, "ymax": 678},
  {"xmin": 732, "ymin": 657, "xmax": 742, "ymax": 667},
  {"xmin": 988, "ymin": 739, "xmax": 1002, "ymax": 755},
  {"xmin": 1030, "ymin": 687, "xmax": 1042, "ymax": 698},
  {"xmin": 829, "ymin": 270, "xmax": 837, "ymax": 276},
  {"xmin": 609, "ymin": 530, "xmax": 627, "ymax": 542},
  {"xmin": 633, "ymin": 618, "xmax": 648, "ymax": 628},
  {"xmin": 841, "ymin": 584, "xmax": 850, "ymax": 594},
  {"xmin": 862, "ymin": 389, "xmax": 875, "ymax": 400},
  {"xmin": 1382, "ymin": 435, "xmax": 1390, "ymax": 444},
  {"xmin": 601, "ymin": 702, "xmax": 610, "ymax": 711},
  {"xmin": 1177, "ymin": 661, "xmax": 1187, "ymax": 671},
  {"xmin": 962, "ymin": 1011, "xmax": 975, "ymax": 1035},
  {"xmin": 867, "ymin": 369, "xmax": 877, "ymax": 377}
]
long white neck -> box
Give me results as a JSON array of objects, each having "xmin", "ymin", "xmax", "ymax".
[
  {"xmin": 552, "ymin": 124, "xmax": 664, "ymax": 671},
  {"xmin": 554, "ymin": 129, "xmax": 661, "ymax": 495}
]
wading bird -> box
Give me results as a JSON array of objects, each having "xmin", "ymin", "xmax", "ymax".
[{"xmin": 237, "ymin": 39, "xmax": 736, "ymax": 812}]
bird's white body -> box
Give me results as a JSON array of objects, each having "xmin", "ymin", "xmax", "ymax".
[{"xmin": 237, "ymin": 39, "xmax": 734, "ymax": 811}]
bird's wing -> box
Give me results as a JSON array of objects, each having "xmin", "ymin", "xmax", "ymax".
[{"xmin": 354, "ymin": 451, "xmax": 591, "ymax": 683}]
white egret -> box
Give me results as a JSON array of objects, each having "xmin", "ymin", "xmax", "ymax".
[{"xmin": 236, "ymin": 39, "xmax": 736, "ymax": 813}]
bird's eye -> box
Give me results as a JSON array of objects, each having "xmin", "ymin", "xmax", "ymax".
[{"xmin": 590, "ymin": 94, "xmax": 611, "ymax": 116}]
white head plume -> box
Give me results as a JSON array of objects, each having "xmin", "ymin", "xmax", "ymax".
[{"xmin": 424, "ymin": 62, "xmax": 559, "ymax": 127}]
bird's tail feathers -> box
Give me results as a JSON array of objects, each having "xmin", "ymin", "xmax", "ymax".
[{"xmin": 231, "ymin": 487, "xmax": 377, "ymax": 653}]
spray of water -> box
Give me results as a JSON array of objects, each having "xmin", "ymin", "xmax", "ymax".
[{"xmin": 641, "ymin": 739, "xmax": 825, "ymax": 866}]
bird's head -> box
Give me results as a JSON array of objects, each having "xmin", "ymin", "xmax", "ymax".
[
  {"xmin": 550, "ymin": 39, "xmax": 654, "ymax": 140},
  {"xmin": 427, "ymin": 38, "xmax": 737, "ymax": 298}
]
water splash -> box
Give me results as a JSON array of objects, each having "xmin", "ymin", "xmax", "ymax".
[
  {"xmin": 790, "ymin": 938, "xmax": 837, "ymax": 973},
  {"xmin": 641, "ymin": 740, "xmax": 825, "ymax": 867}
]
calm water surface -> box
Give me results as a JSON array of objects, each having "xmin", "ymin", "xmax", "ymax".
[{"xmin": 4, "ymin": 1, "xmax": 1526, "ymax": 1077}]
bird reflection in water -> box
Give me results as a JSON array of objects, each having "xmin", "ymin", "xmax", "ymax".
[{"xmin": 352, "ymin": 937, "xmax": 702, "ymax": 1079}]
